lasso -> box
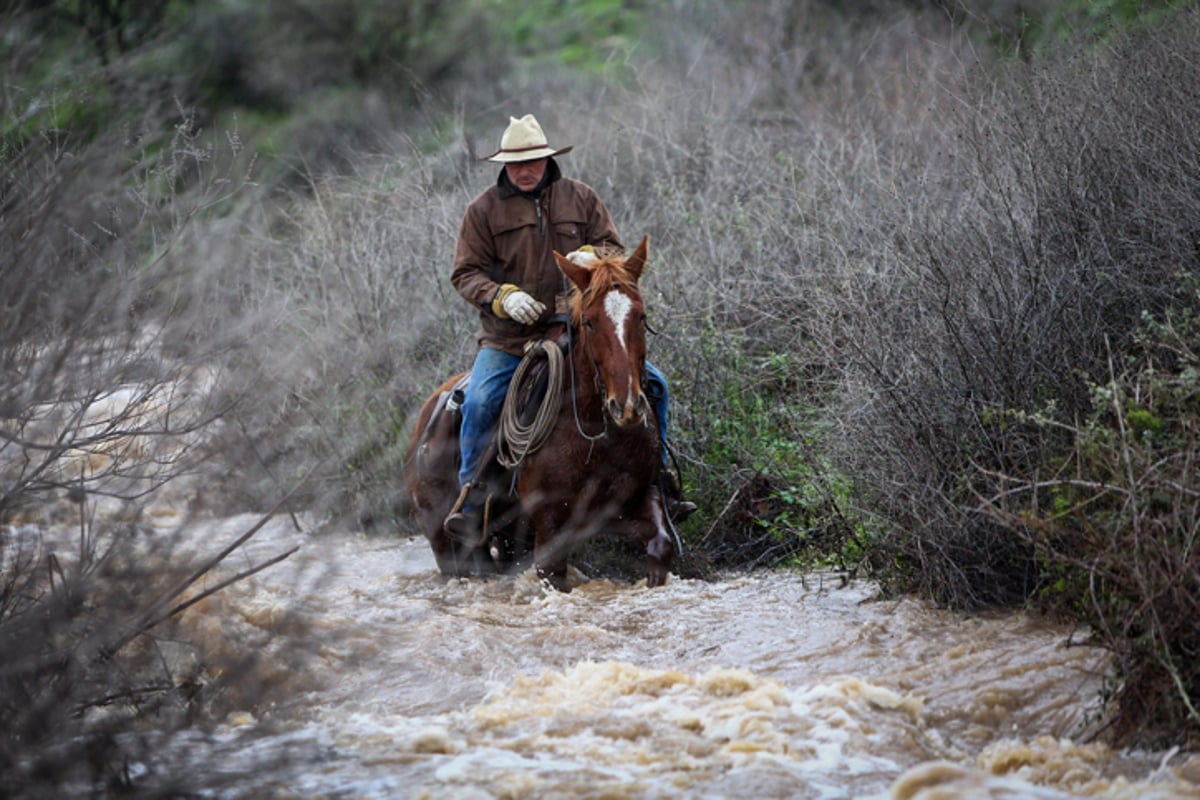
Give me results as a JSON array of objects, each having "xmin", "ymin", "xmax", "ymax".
[{"xmin": 496, "ymin": 340, "xmax": 564, "ymax": 468}]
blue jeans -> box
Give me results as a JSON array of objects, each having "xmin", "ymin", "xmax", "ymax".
[{"xmin": 458, "ymin": 346, "xmax": 672, "ymax": 489}]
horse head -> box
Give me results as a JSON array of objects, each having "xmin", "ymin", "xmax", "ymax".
[{"xmin": 555, "ymin": 236, "xmax": 651, "ymax": 429}]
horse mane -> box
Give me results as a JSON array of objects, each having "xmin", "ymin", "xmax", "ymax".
[{"xmin": 567, "ymin": 255, "xmax": 638, "ymax": 326}]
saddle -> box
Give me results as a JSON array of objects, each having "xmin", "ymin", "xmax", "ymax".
[
  {"xmin": 425, "ymin": 324, "xmax": 570, "ymax": 550},
  {"xmin": 419, "ymin": 321, "xmax": 571, "ymax": 489}
]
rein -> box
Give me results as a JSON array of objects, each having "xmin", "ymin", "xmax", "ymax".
[
  {"xmin": 496, "ymin": 274, "xmax": 646, "ymax": 468},
  {"xmin": 566, "ymin": 326, "xmax": 609, "ymax": 448}
]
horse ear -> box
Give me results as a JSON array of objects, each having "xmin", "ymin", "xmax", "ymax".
[
  {"xmin": 554, "ymin": 251, "xmax": 592, "ymax": 292},
  {"xmin": 624, "ymin": 235, "xmax": 649, "ymax": 281}
]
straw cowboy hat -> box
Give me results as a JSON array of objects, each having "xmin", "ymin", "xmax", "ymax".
[{"xmin": 482, "ymin": 114, "xmax": 574, "ymax": 162}]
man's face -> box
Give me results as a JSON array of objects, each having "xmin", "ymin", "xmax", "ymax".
[{"xmin": 505, "ymin": 158, "xmax": 548, "ymax": 192}]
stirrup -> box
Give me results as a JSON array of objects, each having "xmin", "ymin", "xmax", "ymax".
[
  {"xmin": 443, "ymin": 483, "xmax": 483, "ymax": 544},
  {"xmin": 661, "ymin": 468, "xmax": 696, "ymax": 522}
]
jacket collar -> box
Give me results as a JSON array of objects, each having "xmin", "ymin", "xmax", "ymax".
[{"xmin": 496, "ymin": 157, "xmax": 562, "ymax": 199}]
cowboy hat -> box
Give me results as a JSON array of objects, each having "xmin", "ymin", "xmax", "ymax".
[{"xmin": 482, "ymin": 114, "xmax": 574, "ymax": 162}]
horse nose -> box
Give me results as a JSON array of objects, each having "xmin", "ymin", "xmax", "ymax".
[
  {"xmin": 606, "ymin": 396, "xmax": 626, "ymax": 424},
  {"xmin": 635, "ymin": 392, "xmax": 648, "ymax": 418},
  {"xmin": 607, "ymin": 392, "xmax": 649, "ymax": 427}
]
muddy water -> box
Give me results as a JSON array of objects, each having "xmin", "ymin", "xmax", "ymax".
[{"xmin": 150, "ymin": 511, "xmax": 1200, "ymax": 798}]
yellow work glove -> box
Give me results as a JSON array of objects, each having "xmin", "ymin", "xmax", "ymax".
[{"xmin": 493, "ymin": 283, "xmax": 546, "ymax": 325}]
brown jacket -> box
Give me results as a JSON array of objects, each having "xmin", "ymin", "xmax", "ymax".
[{"xmin": 451, "ymin": 160, "xmax": 621, "ymax": 355}]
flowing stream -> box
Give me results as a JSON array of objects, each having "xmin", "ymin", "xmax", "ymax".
[
  {"xmin": 136, "ymin": 506, "xmax": 1199, "ymax": 800},
  {"xmin": 12, "ymin": 365, "xmax": 1196, "ymax": 798}
]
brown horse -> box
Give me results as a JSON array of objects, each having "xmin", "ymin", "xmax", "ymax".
[{"xmin": 402, "ymin": 236, "xmax": 674, "ymax": 589}]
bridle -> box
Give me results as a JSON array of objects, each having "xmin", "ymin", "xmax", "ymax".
[
  {"xmin": 566, "ymin": 281, "xmax": 649, "ymax": 451},
  {"xmin": 566, "ymin": 297, "xmax": 610, "ymax": 449}
]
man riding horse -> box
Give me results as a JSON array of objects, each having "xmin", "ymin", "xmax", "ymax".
[{"xmin": 444, "ymin": 113, "xmax": 695, "ymax": 542}]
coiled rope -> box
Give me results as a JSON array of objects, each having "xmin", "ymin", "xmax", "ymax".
[{"xmin": 496, "ymin": 340, "xmax": 565, "ymax": 469}]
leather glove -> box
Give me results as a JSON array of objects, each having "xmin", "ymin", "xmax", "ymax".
[
  {"xmin": 493, "ymin": 284, "xmax": 546, "ymax": 324},
  {"xmin": 565, "ymin": 244, "xmax": 598, "ymax": 266}
]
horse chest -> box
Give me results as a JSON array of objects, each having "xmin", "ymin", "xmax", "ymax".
[{"xmin": 523, "ymin": 427, "xmax": 655, "ymax": 493}]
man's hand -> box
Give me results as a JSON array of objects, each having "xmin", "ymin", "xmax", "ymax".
[
  {"xmin": 503, "ymin": 290, "xmax": 545, "ymax": 324},
  {"xmin": 565, "ymin": 244, "xmax": 598, "ymax": 266},
  {"xmin": 493, "ymin": 284, "xmax": 546, "ymax": 324}
]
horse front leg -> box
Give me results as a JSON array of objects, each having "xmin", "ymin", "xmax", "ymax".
[
  {"xmin": 527, "ymin": 482, "xmax": 609, "ymax": 591},
  {"xmin": 528, "ymin": 496, "xmax": 575, "ymax": 591},
  {"xmin": 631, "ymin": 487, "xmax": 674, "ymax": 588}
]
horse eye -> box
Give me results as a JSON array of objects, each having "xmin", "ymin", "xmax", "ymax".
[{"xmin": 583, "ymin": 317, "xmax": 594, "ymax": 329}]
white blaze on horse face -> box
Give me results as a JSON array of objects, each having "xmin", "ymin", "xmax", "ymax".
[{"xmin": 604, "ymin": 290, "xmax": 633, "ymax": 353}]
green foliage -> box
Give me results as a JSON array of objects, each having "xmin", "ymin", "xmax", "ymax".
[
  {"xmin": 2, "ymin": 82, "xmax": 109, "ymax": 145},
  {"xmin": 48, "ymin": 0, "xmax": 193, "ymax": 60},
  {"xmin": 328, "ymin": 379, "xmax": 415, "ymax": 533},
  {"xmin": 682, "ymin": 327, "xmax": 870, "ymax": 573},
  {"xmin": 493, "ymin": 0, "xmax": 644, "ymax": 74},
  {"xmin": 1055, "ymin": 0, "xmax": 1195, "ymax": 34},
  {"xmin": 2, "ymin": 0, "xmax": 648, "ymax": 196},
  {"xmin": 1000, "ymin": 0, "xmax": 1200, "ymax": 56}
]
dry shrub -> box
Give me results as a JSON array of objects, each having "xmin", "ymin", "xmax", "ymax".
[
  {"xmin": 1, "ymin": 59, "xmax": 306, "ymax": 791},
  {"xmin": 805, "ymin": 11, "xmax": 1200, "ymax": 607},
  {"xmin": 560, "ymin": 2, "xmax": 985, "ymax": 572},
  {"xmin": 522, "ymin": 11, "xmax": 1200, "ymax": 748},
  {"xmin": 0, "ymin": 514, "xmax": 318, "ymax": 798},
  {"xmin": 979, "ymin": 306, "xmax": 1200, "ymax": 747},
  {"xmin": 1, "ymin": 95, "xmax": 260, "ymax": 516},
  {"xmin": 212, "ymin": 151, "xmax": 478, "ymax": 528}
]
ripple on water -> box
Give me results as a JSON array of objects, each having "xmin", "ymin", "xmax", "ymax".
[{"xmin": 138, "ymin": 529, "xmax": 1199, "ymax": 799}]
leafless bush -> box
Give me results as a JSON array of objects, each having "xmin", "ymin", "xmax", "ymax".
[
  {"xmin": 213, "ymin": 148, "xmax": 479, "ymax": 529},
  {"xmin": 0, "ymin": 102, "xmax": 259, "ymax": 518},
  {"xmin": 217, "ymin": 0, "xmax": 511, "ymax": 106},
  {"xmin": 813, "ymin": 13, "xmax": 1200, "ymax": 606},
  {"xmin": 0, "ymin": 507, "xmax": 313, "ymax": 798},
  {"xmin": 526, "ymin": 3, "xmax": 986, "ymax": 568},
  {"xmin": 977, "ymin": 307, "xmax": 1200, "ymax": 747},
  {"xmin": 510, "ymin": 1, "xmax": 1200, "ymax": 611},
  {"xmin": 1, "ymin": 67, "xmax": 306, "ymax": 791}
]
